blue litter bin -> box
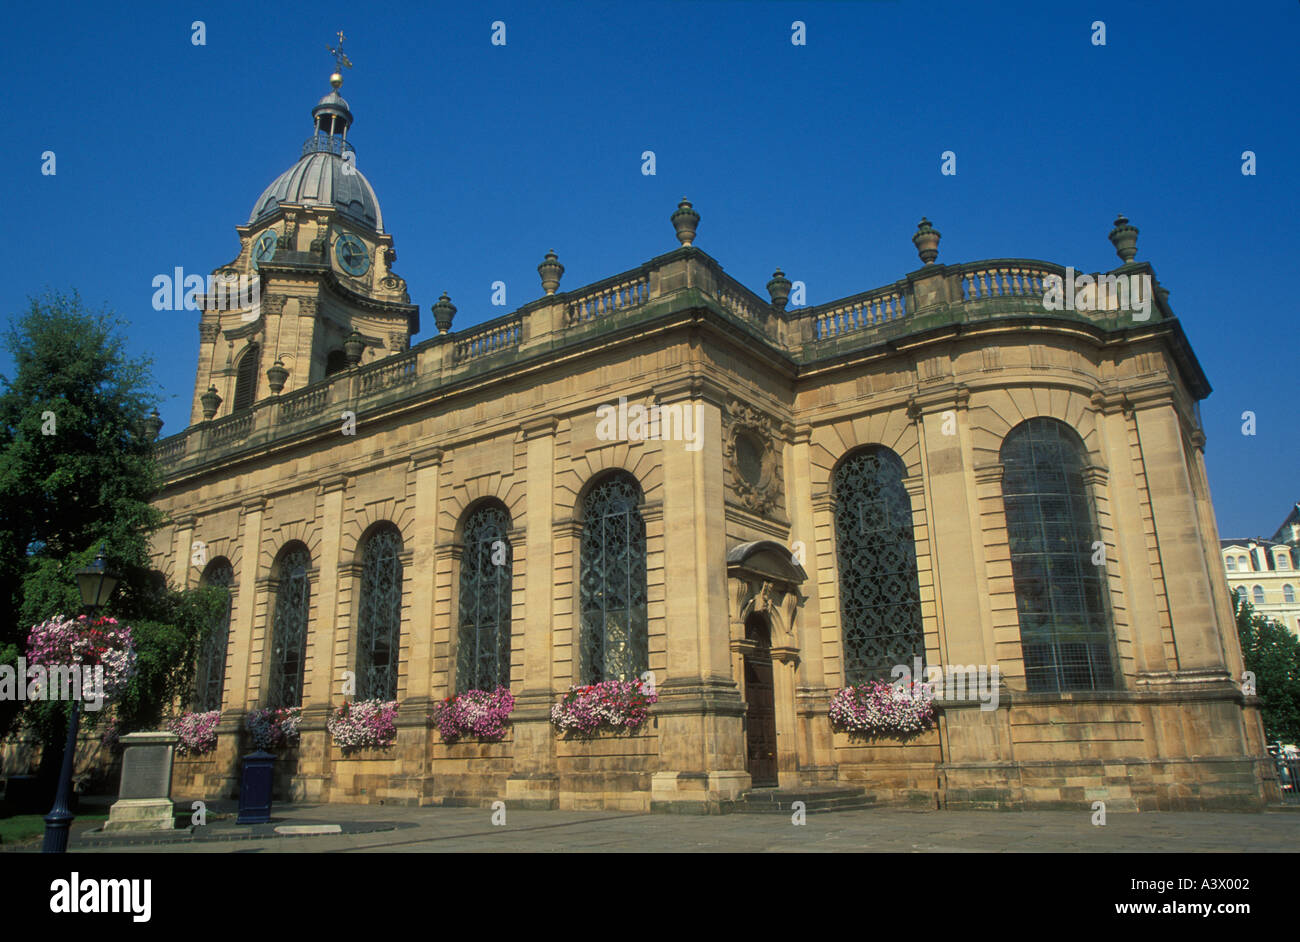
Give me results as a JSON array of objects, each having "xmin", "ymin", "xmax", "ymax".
[{"xmin": 237, "ymin": 751, "xmax": 275, "ymax": 824}]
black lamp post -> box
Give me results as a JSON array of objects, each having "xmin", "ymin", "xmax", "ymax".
[{"xmin": 42, "ymin": 544, "xmax": 119, "ymax": 853}]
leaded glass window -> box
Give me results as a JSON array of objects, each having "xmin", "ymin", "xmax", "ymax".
[
  {"xmin": 357, "ymin": 526, "xmax": 403, "ymax": 701},
  {"xmin": 456, "ymin": 505, "xmax": 513, "ymax": 692},
  {"xmin": 1001, "ymin": 418, "xmax": 1115, "ymax": 693},
  {"xmin": 268, "ymin": 544, "xmax": 310, "ymax": 708},
  {"xmin": 194, "ymin": 558, "xmax": 234, "ymax": 712},
  {"xmin": 579, "ymin": 473, "xmax": 648, "ymax": 684},
  {"xmin": 832, "ymin": 446, "xmax": 924, "ymax": 685}
]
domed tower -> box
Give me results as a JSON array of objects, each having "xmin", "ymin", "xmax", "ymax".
[{"xmin": 190, "ymin": 43, "xmax": 418, "ymax": 426}]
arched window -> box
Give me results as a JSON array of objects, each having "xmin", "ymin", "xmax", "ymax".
[
  {"xmin": 357, "ymin": 526, "xmax": 403, "ymax": 701},
  {"xmin": 579, "ymin": 473, "xmax": 648, "ymax": 684},
  {"xmin": 325, "ymin": 349, "xmax": 348, "ymax": 377},
  {"xmin": 1226, "ymin": 556, "xmax": 1237, "ymax": 572},
  {"xmin": 1285, "ymin": 585, "xmax": 1296, "ymax": 604},
  {"xmin": 1240, "ymin": 556, "xmax": 1250, "ymax": 571},
  {"xmin": 1254, "ymin": 585, "xmax": 1267, "ymax": 605},
  {"xmin": 831, "ymin": 446, "xmax": 924, "ymax": 685},
  {"xmin": 1278, "ymin": 555, "xmax": 1291, "ymax": 571},
  {"xmin": 456, "ymin": 504, "xmax": 513, "ymax": 692},
  {"xmin": 232, "ymin": 343, "xmax": 260, "ymax": 412},
  {"xmin": 194, "ymin": 558, "xmax": 234, "ymax": 712},
  {"xmin": 1001, "ymin": 418, "xmax": 1115, "ymax": 693},
  {"xmin": 268, "ymin": 543, "xmax": 311, "ymax": 709}
]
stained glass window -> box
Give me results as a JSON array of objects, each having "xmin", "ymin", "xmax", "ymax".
[
  {"xmin": 269, "ymin": 544, "xmax": 311, "ymax": 708},
  {"xmin": 195, "ymin": 558, "xmax": 234, "ymax": 712},
  {"xmin": 832, "ymin": 446, "xmax": 924, "ymax": 685},
  {"xmin": 357, "ymin": 526, "xmax": 403, "ymax": 701},
  {"xmin": 456, "ymin": 505, "xmax": 513, "ymax": 692},
  {"xmin": 1001, "ymin": 418, "xmax": 1115, "ymax": 693},
  {"xmin": 579, "ymin": 473, "xmax": 648, "ymax": 684}
]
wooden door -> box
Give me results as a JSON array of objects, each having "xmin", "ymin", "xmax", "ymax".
[{"xmin": 745, "ymin": 655, "xmax": 778, "ymax": 787}]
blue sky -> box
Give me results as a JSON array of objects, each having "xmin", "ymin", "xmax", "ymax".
[{"xmin": 3, "ymin": 0, "xmax": 1296, "ymax": 538}]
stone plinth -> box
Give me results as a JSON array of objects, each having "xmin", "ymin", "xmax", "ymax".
[{"xmin": 104, "ymin": 732, "xmax": 177, "ymax": 831}]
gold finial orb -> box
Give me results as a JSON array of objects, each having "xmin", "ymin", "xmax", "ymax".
[{"xmin": 330, "ymin": 72, "xmax": 343, "ymax": 89}]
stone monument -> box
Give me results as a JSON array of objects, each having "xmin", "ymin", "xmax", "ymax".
[{"xmin": 103, "ymin": 731, "xmax": 178, "ymax": 831}]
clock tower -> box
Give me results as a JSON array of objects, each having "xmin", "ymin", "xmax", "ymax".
[{"xmin": 190, "ymin": 44, "xmax": 418, "ymax": 426}]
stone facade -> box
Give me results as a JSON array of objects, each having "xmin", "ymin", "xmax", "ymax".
[{"xmin": 139, "ymin": 80, "xmax": 1276, "ymax": 814}]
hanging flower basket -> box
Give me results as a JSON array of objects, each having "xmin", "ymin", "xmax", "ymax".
[
  {"xmin": 168, "ymin": 710, "xmax": 221, "ymax": 755},
  {"xmin": 550, "ymin": 680, "xmax": 658, "ymax": 735},
  {"xmin": 829, "ymin": 680, "xmax": 936, "ymax": 738},
  {"xmin": 432, "ymin": 687, "xmax": 514, "ymax": 742},
  {"xmin": 245, "ymin": 706, "xmax": 302, "ymax": 750},
  {"xmin": 328, "ymin": 699, "xmax": 399, "ymax": 751},
  {"xmin": 24, "ymin": 614, "xmax": 137, "ymax": 704}
]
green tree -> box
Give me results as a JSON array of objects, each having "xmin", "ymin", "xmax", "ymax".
[
  {"xmin": 1235, "ymin": 588, "xmax": 1300, "ymax": 745},
  {"xmin": 0, "ymin": 291, "xmax": 218, "ymax": 771}
]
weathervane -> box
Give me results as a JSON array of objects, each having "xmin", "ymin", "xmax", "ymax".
[{"xmin": 327, "ymin": 30, "xmax": 352, "ymax": 88}]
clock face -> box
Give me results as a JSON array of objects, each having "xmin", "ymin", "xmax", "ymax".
[
  {"xmin": 335, "ymin": 233, "xmax": 370, "ymax": 276},
  {"xmin": 252, "ymin": 231, "xmax": 278, "ymax": 269}
]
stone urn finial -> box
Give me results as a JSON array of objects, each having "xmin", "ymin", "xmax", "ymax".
[
  {"xmin": 200, "ymin": 385, "xmax": 222, "ymax": 421},
  {"xmin": 912, "ymin": 217, "xmax": 941, "ymax": 265},
  {"xmin": 143, "ymin": 408, "xmax": 164, "ymax": 442},
  {"xmin": 538, "ymin": 250, "xmax": 565, "ymax": 296},
  {"xmin": 1109, "ymin": 214, "xmax": 1138, "ymax": 263},
  {"xmin": 432, "ymin": 292, "xmax": 457, "ymax": 335},
  {"xmin": 671, "ymin": 198, "xmax": 700, "ymax": 247},
  {"xmin": 344, "ymin": 329, "xmax": 365, "ymax": 367},
  {"xmin": 266, "ymin": 358, "xmax": 289, "ymax": 394},
  {"xmin": 767, "ymin": 269, "xmax": 792, "ymax": 311}
]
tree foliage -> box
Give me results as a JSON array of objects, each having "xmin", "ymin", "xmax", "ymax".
[
  {"xmin": 0, "ymin": 290, "xmax": 213, "ymax": 750},
  {"xmin": 1235, "ymin": 588, "xmax": 1300, "ymax": 745}
]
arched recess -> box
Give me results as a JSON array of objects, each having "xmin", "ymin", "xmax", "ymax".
[
  {"xmin": 830, "ymin": 445, "xmax": 925, "ymax": 685},
  {"xmin": 195, "ymin": 557, "xmax": 235, "ymax": 712},
  {"xmin": 267, "ymin": 540, "xmax": 312, "ymax": 708},
  {"xmin": 355, "ymin": 523, "xmax": 404, "ymax": 701},
  {"xmin": 454, "ymin": 499, "xmax": 513, "ymax": 693},
  {"xmin": 1000, "ymin": 417, "xmax": 1117, "ymax": 693},
  {"xmin": 325, "ymin": 349, "xmax": 348, "ymax": 378},
  {"xmin": 232, "ymin": 342, "xmax": 260, "ymax": 412},
  {"xmin": 577, "ymin": 470, "xmax": 648, "ymax": 684}
]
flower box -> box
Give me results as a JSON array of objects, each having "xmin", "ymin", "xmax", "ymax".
[
  {"xmin": 432, "ymin": 687, "xmax": 514, "ymax": 742},
  {"xmin": 169, "ymin": 710, "xmax": 221, "ymax": 755},
  {"xmin": 829, "ymin": 680, "xmax": 936, "ymax": 739},
  {"xmin": 327, "ymin": 699, "xmax": 398, "ymax": 751},
  {"xmin": 550, "ymin": 680, "xmax": 657, "ymax": 735},
  {"xmin": 245, "ymin": 706, "xmax": 302, "ymax": 750}
]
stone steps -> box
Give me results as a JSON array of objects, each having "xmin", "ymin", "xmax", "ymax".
[{"xmin": 726, "ymin": 785, "xmax": 875, "ymax": 814}]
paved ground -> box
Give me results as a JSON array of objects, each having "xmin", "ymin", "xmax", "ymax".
[{"xmin": 15, "ymin": 800, "xmax": 1299, "ymax": 853}]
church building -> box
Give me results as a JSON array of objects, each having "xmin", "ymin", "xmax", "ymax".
[{"xmin": 147, "ymin": 62, "xmax": 1275, "ymax": 812}]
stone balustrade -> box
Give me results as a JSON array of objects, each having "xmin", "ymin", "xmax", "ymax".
[
  {"xmin": 809, "ymin": 284, "xmax": 910, "ymax": 340},
  {"xmin": 958, "ymin": 261, "xmax": 1060, "ymax": 300},
  {"xmin": 154, "ymin": 249, "xmax": 1166, "ymax": 474},
  {"xmin": 278, "ymin": 383, "xmax": 331, "ymax": 422},
  {"xmin": 454, "ymin": 316, "xmax": 522, "ymax": 363},
  {"xmin": 565, "ymin": 271, "xmax": 650, "ymax": 326},
  {"xmin": 358, "ymin": 350, "xmax": 418, "ymax": 395}
]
